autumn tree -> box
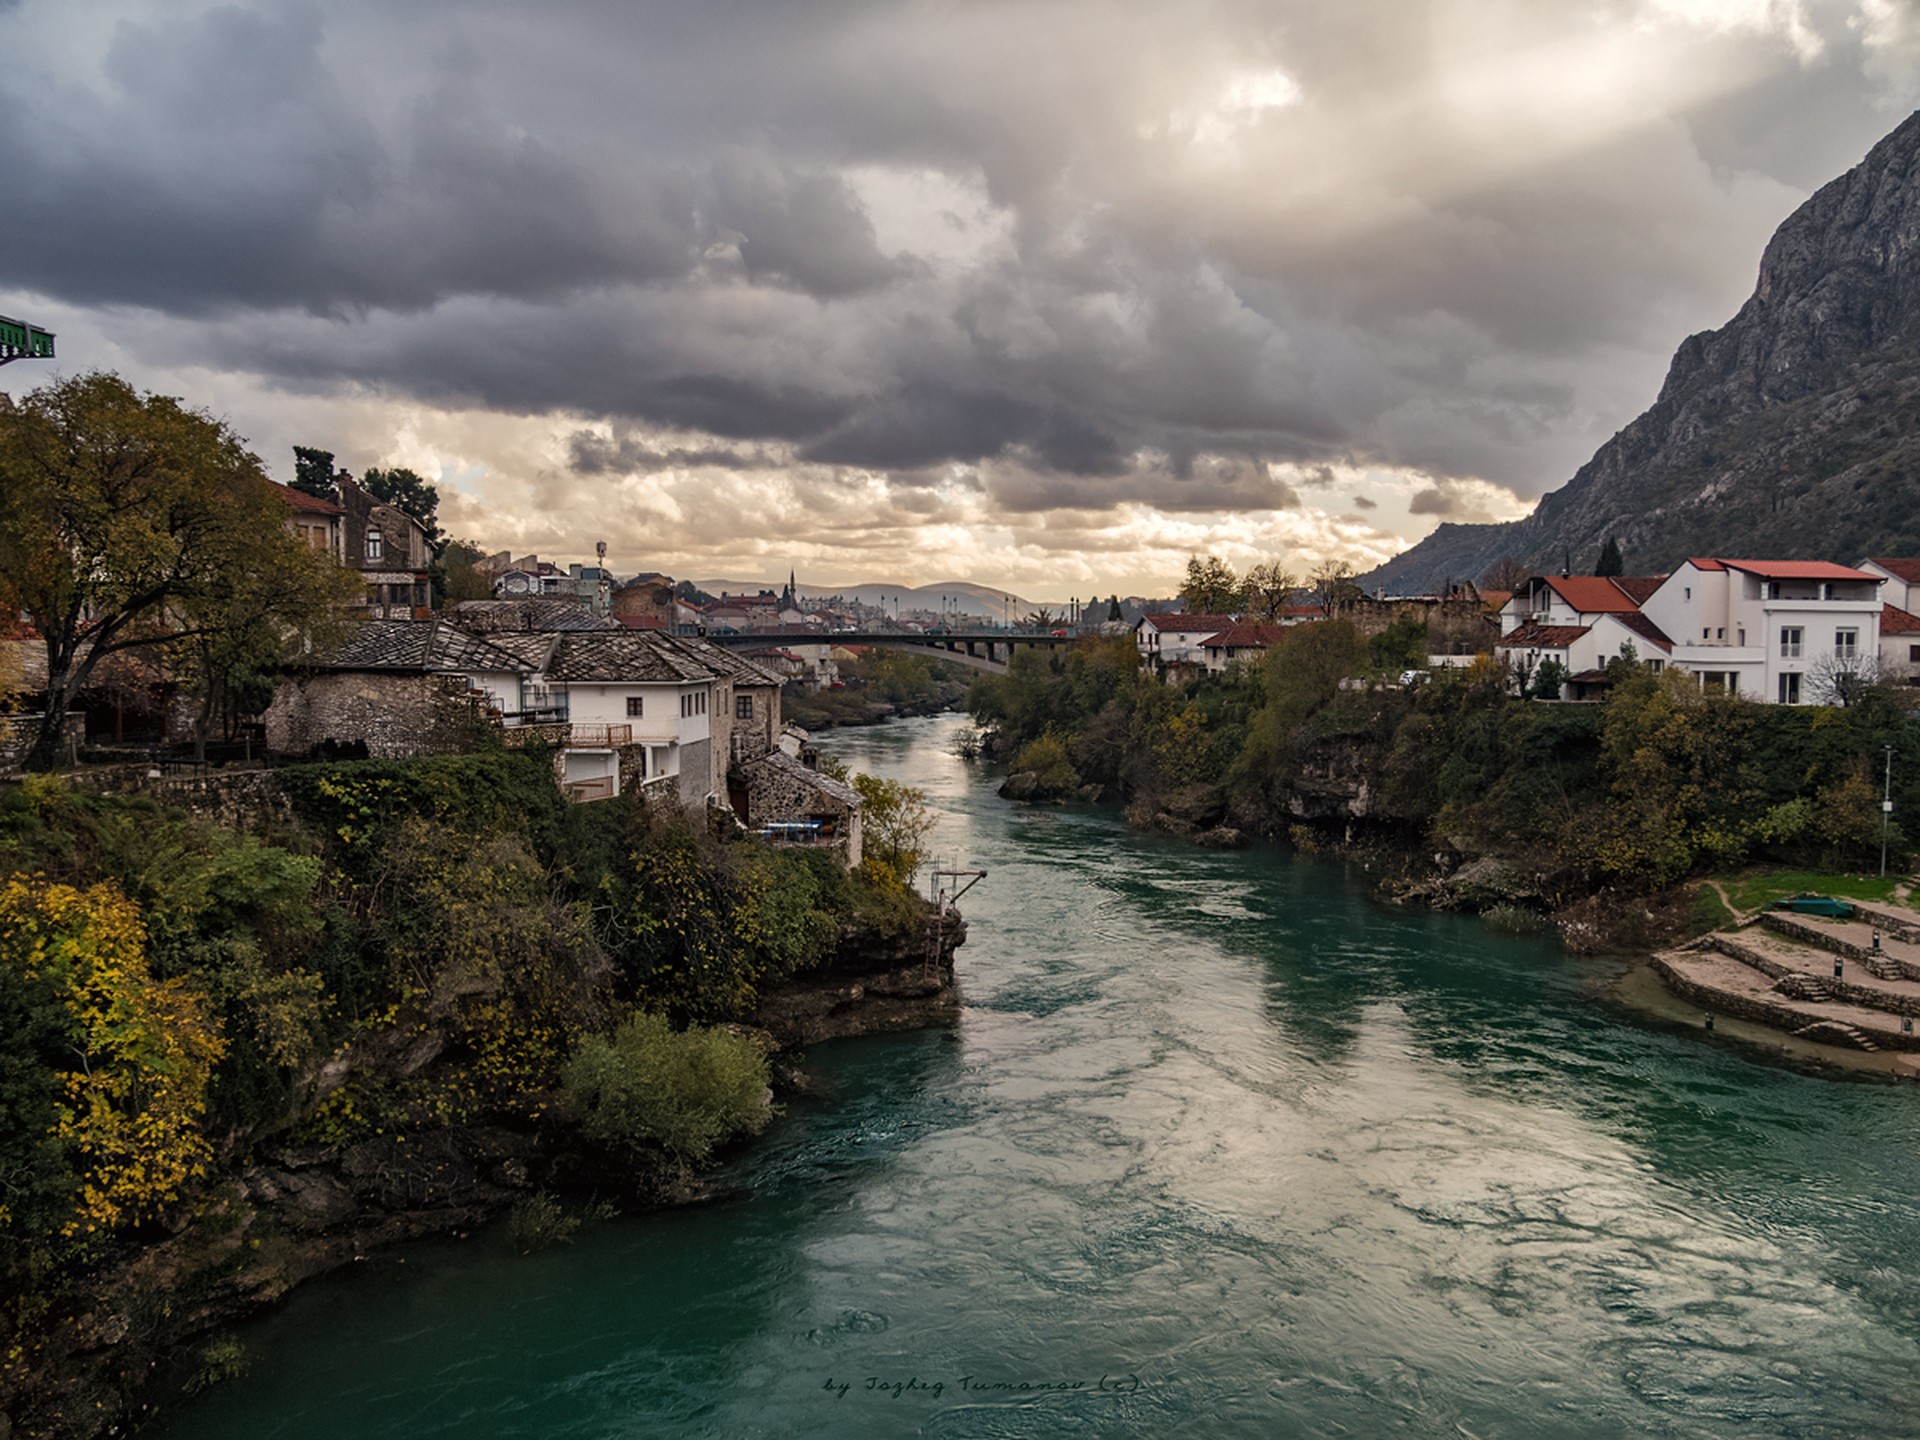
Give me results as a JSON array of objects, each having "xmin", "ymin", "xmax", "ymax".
[
  {"xmin": 1242, "ymin": 560, "xmax": 1300, "ymax": 621},
  {"xmin": 1307, "ymin": 559, "xmax": 1362, "ymax": 615},
  {"xmin": 1179, "ymin": 555, "xmax": 1241, "ymax": 614},
  {"xmin": 852, "ymin": 773, "xmax": 935, "ymax": 886},
  {"xmin": 1480, "ymin": 557, "xmax": 1531, "ymax": 592},
  {"xmin": 0, "ymin": 373, "xmax": 357, "ymax": 769},
  {"xmin": 0, "ymin": 877, "xmax": 223, "ymax": 1251}
]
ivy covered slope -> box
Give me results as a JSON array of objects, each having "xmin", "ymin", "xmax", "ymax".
[
  {"xmin": 0, "ymin": 752, "xmax": 938, "ymax": 1438},
  {"xmin": 969, "ymin": 631, "xmax": 1920, "ymax": 931}
]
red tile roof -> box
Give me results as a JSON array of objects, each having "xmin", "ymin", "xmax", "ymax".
[
  {"xmin": 1869, "ymin": 557, "xmax": 1920, "ymax": 585},
  {"xmin": 1201, "ymin": 623, "xmax": 1287, "ymax": 650},
  {"xmin": 1143, "ymin": 613, "xmax": 1239, "ymax": 632},
  {"xmin": 1883, "ymin": 603, "xmax": 1920, "ymax": 636},
  {"xmin": 1686, "ymin": 558, "xmax": 1727, "ymax": 571},
  {"xmin": 1719, "ymin": 559, "xmax": 1879, "ymax": 582},
  {"xmin": 1542, "ymin": 576, "xmax": 1642, "ymax": 613},
  {"xmin": 1614, "ymin": 612, "xmax": 1673, "ymax": 652},
  {"xmin": 1499, "ymin": 624, "xmax": 1590, "ymax": 648},
  {"xmin": 1612, "ymin": 576, "xmax": 1668, "ymax": 604},
  {"xmin": 270, "ymin": 480, "xmax": 344, "ymax": 515}
]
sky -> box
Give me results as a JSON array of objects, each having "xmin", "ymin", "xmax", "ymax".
[{"xmin": 1, "ymin": 1, "xmax": 1916, "ymax": 600}]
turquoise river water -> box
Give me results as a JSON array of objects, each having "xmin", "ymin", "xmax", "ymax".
[{"xmin": 155, "ymin": 713, "xmax": 1920, "ymax": 1439}]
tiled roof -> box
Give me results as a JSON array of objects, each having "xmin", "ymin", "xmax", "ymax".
[
  {"xmin": 319, "ymin": 620, "xmax": 536, "ymax": 673},
  {"xmin": 1612, "ymin": 576, "xmax": 1668, "ymax": 604},
  {"xmin": 1499, "ymin": 624, "xmax": 1590, "ymax": 648},
  {"xmin": 1883, "ymin": 603, "xmax": 1920, "ymax": 636},
  {"xmin": 270, "ymin": 480, "xmax": 343, "ymax": 515},
  {"xmin": 1479, "ymin": 589, "xmax": 1513, "ymax": 611},
  {"xmin": 1140, "ymin": 613, "xmax": 1239, "ymax": 633},
  {"xmin": 546, "ymin": 631, "xmax": 718, "ymax": 684},
  {"xmin": 1541, "ymin": 576, "xmax": 1642, "ymax": 614},
  {"xmin": 1686, "ymin": 558, "xmax": 1727, "ymax": 571},
  {"xmin": 450, "ymin": 598, "xmax": 619, "ymax": 633},
  {"xmin": 657, "ymin": 632, "xmax": 785, "ymax": 687},
  {"xmin": 1201, "ymin": 623, "xmax": 1287, "ymax": 649},
  {"xmin": 1719, "ymin": 559, "xmax": 1880, "ymax": 582},
  {"xmin": 742, "ymin": 748, "xmax": 861, "ymax": 807},
  {"xmin": 1869, "ymin": 557, "xmax": 1920, "ymax": 585},
  {"xmin": 1615, "ymin": 612, "xmax": 1674, "ymax": 652}
]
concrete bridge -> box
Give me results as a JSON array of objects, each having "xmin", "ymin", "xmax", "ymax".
[{"xmin": 704, "ymin": 629, "xmax": 1083, "ymax": 673}]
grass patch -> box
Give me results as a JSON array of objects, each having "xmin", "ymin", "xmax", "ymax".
[
  {"xmin": 1690, "ymin": 884, "xmax": 1736, "ymax": 934},
  {"xmin": 1719, "ymin": 868, "xmax": 1905, "ymax": 914}
]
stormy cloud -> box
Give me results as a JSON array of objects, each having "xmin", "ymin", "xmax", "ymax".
[{"xmin": 0, "ymin": 0, "xmax": 1914, "ymax": 593}]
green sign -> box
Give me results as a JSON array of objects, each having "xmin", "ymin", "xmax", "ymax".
[{"xmin": 0, "ymin": 315, "xmax": 56, "ymax": 364}]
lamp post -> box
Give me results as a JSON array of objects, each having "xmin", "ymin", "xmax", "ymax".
[{"xmin": 1882, "ymin": 744, "xmax": 1895, "ymax": 878}]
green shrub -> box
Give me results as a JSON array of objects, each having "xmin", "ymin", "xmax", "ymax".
[
  {"xmin": 562, "ymin": 1012, "xmax": 772, "ymax": 1169},
  {"xmin": 505, "ymin": 1192, "xmax": 580, "ymax": 1254}
]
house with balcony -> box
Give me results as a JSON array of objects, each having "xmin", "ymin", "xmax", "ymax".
[
  {"xmin": 1135, "ymin": 613, "xmax": 1241, "ymax": 675},
  {"xmin": 1636, "ymin": 559, "xmax": 1885, "ymax": 704}
]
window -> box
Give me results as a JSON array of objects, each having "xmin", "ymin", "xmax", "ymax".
[
  {"xmin": 1911, "ymin": 644, "xmax": 1920, "ymax": 664},
  {"xmin": 1703, "ymin": 627, "xmax": 1711, "ymax": 639},
  {"xmin": 1836, "ymin": 627, "xmax": 1858, "ymax": 660},
  {"xmin": 1684, "ymin": 586, "xmax": 1691, "ymax": 600},
  {"xmin": 1780, "ymin": 626, "xmax": 1802, "ymax": 659},
  {"xmin": 1648, "ymin": 659, "xmax": 1664, "ymax": 672},
  {"xmin": 1778, "ymin": 672, "xmax": 1802, "ymax": 704},
  {"xmin": 1716, "ymin": 628, "xmax": 1724, "ymax": 640},
  {"xmin": 680, "ymin": 691, "xmax": 707, "ymax": 718},
  {"xmin": 626, "ymin": 697, "xmax": 644, "ymax": 717},
  {"xmin": 365, "ymin": 530, "xmax": 383, "ymax": 561},
  {"xmin": 736, "ymin": 694, "xmax": 753, "ymax": 719}
]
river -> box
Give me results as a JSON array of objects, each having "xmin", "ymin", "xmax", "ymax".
[{"xmin": 156, "ymin": 713, "xmax": 1920, "ymax": 1439}]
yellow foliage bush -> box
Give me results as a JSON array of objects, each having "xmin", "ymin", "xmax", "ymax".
[{"xmin": 0, "ymin": 877, "xmax": 223, "ymax": 1246}]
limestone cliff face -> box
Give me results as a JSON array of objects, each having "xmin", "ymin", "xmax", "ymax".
[{"xmin": 1370, "ymin": 110, "xmax": 1920, "ymax": 593}]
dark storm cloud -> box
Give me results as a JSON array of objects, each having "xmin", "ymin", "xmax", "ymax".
[
  {"xmin": 565, "ymin": 430, "xmax": 776, "ymax": 476},
  {"xmin": 4, "ymin": 0, "xmax": 1916, "ymax": 519}
]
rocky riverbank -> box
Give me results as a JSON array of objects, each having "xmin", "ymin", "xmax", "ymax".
[{"xmin": 0, "ymin": 914, "xmax": 967, "ymax": 1440}]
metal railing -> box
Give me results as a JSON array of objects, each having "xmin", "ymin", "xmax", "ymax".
[{"xmin": 562, "ymin": 776, "xmax": 618, "ymax": 802}]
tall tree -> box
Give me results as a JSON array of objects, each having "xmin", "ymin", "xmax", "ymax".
[
  {"xmin": 291, "ymin": 445, "xmax": 338, "ymax": 502},
  {"xmin": 1107, "ymin": 595, "xmax": 1123, "ymax": 622},
  {"xmin": 1307, "ymin": 559, "xmax": 1362, "ymax": 615},
  {"xmin": 1179, "ymin": 556, "xmax": 1241, "ymax": 614},
  {"xmin": 0, "ymin": 373, "xmax": 356, "ymax": 769},
  {"xmin": 362, "ymin": 466, "xmax": 443, "ymax": 551},
  {"xmin": 1595, "ymin": 536, "xmax": 1624, "ymax": 576},
  {"xmin": 1242, "ymin": 560, "xmax": 1300, "ymax": 621},
  {"xmin": 1479, "ymin": 557, "xmax": 1531, "ymax": 592}
]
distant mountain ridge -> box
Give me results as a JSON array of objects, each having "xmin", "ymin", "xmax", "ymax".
[{"xmin": 1368, "ymin": 110, "xmax": 1920, "ymax": 594}]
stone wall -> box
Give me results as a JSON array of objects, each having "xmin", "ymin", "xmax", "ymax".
[
  {"xmin": 741, "ymin": 750, "xmax": 862, "ymax": 866},
  {"xmin": 0, "ymin": 712, "xmax": 83, "ymax": 771},
  {"xmin": 1331, "ymin": 596, "xmax": 1497, "ymax": 655},
  {"xmin": 63, "ymin": 766, "xmax": 295, "ymax": 830},
  {"xmin": 265, "ymin": 671, "xmax": 488, "ymax": 759}
]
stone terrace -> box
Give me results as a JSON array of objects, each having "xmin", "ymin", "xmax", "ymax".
[{"xmin": 1655, "ymin": 900, "xmax": 1920, "ymax": 1063}]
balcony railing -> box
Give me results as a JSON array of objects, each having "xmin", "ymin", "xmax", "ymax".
[
  {"xmin": 562, "ymin": 776, "xmax": 617, "ymax": 803},
  {"xmin": 568, "ymin": 722, "xmax": 632, "ymax": 748}
]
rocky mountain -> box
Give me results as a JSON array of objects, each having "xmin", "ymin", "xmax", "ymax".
[{"xmin": 1368, "ymin": 111, "xmax": 1920, "ymax": 594}]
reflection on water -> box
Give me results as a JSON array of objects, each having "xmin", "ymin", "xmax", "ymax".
[{"xmin": 159, "ymin": 713, "xmax": 1920, "ymax": 1439}]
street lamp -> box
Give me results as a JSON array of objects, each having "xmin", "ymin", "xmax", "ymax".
[{"xmin": 1882, "ymin": 744, "xmax": 1895, "ymax": 878}]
